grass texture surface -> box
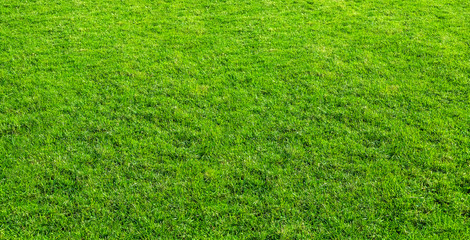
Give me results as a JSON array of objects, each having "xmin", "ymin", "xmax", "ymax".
[{"xmin": 1, "ymin": 0, "xmax": 469, "ymax": 238}]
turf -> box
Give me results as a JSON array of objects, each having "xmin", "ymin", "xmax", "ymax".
[{"xmin": 1, "ymin": 0, "xmax": 469, "ymax": 238}]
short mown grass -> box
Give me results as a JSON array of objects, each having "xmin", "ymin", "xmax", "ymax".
[{"xmin": 1, "ymin": 0, "xmax": 469, "ymax": 238}]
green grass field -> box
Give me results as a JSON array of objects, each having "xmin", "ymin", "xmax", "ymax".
[{"xmin": 1, "ymin": 0, "xmax": 469, "ymax": 238}]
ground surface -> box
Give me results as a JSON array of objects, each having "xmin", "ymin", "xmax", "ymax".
[{"xmin": 1, "ymin": 0, "xmax": 469, "ymax": 238}]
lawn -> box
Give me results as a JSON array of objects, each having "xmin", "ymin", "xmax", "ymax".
[{"xmin": 1, "ymin": 0, "xmax": 469, "ymax": 238}]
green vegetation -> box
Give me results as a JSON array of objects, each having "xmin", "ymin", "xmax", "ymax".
[{"xmin": 1, "ymin": 0, "xmax": 469, "ymax": 238}]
